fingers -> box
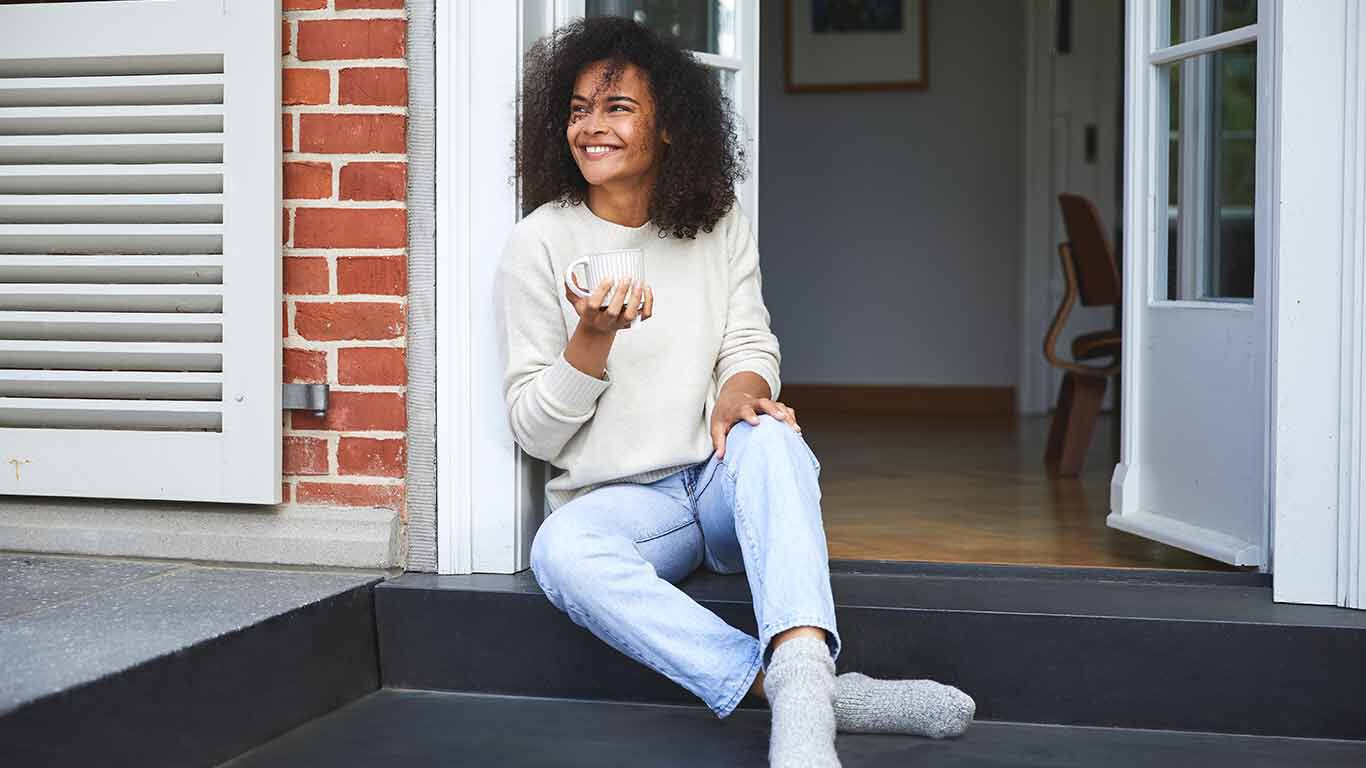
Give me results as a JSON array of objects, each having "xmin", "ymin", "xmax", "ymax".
[
  {"xmin": 588, "ymin": 277, "xmax": 614, "ymax": 318},
  {"xmin": 622, "ymin": 279, "xmax": 645, "ymax": 323},
  {"xmin": 759, "ymin": 399, "xmax": 802, "ymax": 432},
  {"xmin": 575, "ymin": 277, "xmax": 650, "ymax": 329},
  {"xmin": 711, "ymin": 418, "xmax": 727, "ymax": 459}
]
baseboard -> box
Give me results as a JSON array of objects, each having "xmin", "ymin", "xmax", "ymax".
[
  {"xmin": 779, "ymin": 384, "xmax": 1016, "ymax": 416},
  {"xmin": 0, "ymin": 499, "xmax": 401, "ymax": 569}
]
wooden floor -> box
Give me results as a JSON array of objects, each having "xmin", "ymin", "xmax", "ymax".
[{"xmin": 798, "ymin": 411, "xmax": 1244, "ymax": 571}]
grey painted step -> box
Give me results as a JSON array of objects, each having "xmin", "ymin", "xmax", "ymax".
[
  {"xmin": 218, "ymin": 688, "xmax": 1366, "ymax": 768},
  {"xmin": 0, "ymin": 553, "xmax": 383, "ymax": 768},
  {"xmin": 375, "ymin": 561, "xmax": 1366, "ymax": 740}
]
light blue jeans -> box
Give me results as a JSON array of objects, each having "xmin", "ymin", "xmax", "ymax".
[{"xmin": 529, "ymin": 414, "xmax": 843, "ymax": 719}]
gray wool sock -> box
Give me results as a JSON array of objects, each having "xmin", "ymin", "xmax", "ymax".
[
  {"xmin": 762, "ymin": 635, "xmax": 841, "ymax": 768},
  {"xmin": 835, "ymin": 672, "xmax": 976, "ymax": 738}
]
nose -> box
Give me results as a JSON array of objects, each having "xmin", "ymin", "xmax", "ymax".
[{"xmin": 584, "ymin": 108, "xmax": 608, "ymax": 134}]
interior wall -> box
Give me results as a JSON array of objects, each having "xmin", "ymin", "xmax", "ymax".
[{"xmin": 758, "ymin": 0, "xmax": 1026, "ymax": 387}]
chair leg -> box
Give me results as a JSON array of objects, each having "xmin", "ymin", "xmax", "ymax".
[
  {"xmin": 1052, "ymin": 374, "xmax": 1107, "ymax": 477},
  {"xmin": 1045, "ymin": 373, "xmax": 1076, "ymax": 465}
]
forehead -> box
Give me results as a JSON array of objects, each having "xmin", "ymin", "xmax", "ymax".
[{"xmin": 572, "ymin": 61, "xmax": 651, "ymax": 100}]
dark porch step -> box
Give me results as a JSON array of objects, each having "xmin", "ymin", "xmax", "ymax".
[
  {"xmin": 375, "ymin": 560, "xmax": 1366, "ymax": 741},
  {"xmin": 219, "ymin": 687, "xmax": 1366, "ymax": 768}
]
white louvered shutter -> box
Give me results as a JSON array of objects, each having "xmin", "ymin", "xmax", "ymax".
[{"xmin": 0, "ymin": 0, "xmax": 281, "ymax": 503}]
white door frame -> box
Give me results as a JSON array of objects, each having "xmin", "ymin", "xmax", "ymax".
[
  {"xmin": 435, "ymin": 0, "xmax": 760, "ymax": 575},
  {"xmin": 435, "ymin": 0, "xmax": 528, "ymax": 575},
  {"xmin": 1267, "ymin": 0, "xmax": 1366, "ymax": 608}
]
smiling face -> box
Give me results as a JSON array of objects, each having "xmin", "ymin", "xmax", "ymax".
[{"xmin": 567, "ymin": 60, "xmax": 668, "ymax": 191}]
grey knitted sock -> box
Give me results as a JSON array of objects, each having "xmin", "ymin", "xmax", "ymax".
[
  {"xmin": 762, "ymin": 635, "xmax": 841, "ymax": 768},
  {"xmin": 835, "ymin": 671, "xmax": 976, "ymax": 738}
]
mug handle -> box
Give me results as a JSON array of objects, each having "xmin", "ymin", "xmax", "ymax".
[{"xmin": 563, "ymin": 256, "xmax": 592, "ymax": 298}]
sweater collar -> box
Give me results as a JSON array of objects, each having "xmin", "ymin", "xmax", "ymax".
[{"xmin": 573, "ymin": 200, "xmax": 656, "ymax": 238}]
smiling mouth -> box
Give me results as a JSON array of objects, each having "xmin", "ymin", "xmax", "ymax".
[{"xmin": 582, "ymin": 145, "xmax": 621, "ymax": 158}]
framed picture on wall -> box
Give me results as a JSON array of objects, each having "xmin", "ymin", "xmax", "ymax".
[{"xmin": 785, "ymin": 0, "xmax": 929, "ymax": 92}]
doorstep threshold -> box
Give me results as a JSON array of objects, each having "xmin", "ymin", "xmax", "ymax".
[{"xmin": 383, "ymin": 561, "xmax": 1365, "ymax": 630}]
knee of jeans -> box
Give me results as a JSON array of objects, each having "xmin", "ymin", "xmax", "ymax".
[
  {"xmin": 529, "ymin": 514, "xmax": 580, "ymax": 598},
  {"xmin": 730, "ymin": 414, "xmax": 820, "ymax": 472}
]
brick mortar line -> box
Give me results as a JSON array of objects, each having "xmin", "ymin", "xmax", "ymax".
[
  {"xmin": 283, "ymin": 105, "xmax": 409, "ymax": 115},
  {"xmin": 284, "ymin": 339, "xmax": 408, "ymax": 348},
  {"xmin": 287, "ymin": 295, "xmax": 406, "ymax": 303},
  {"xmin": 284, "ymin": 153, "xmax": 407, "ymax": 162},
  {"xmin": 285, "ymin": 475, "xmax": 406, "ymax": 483},
  {"xmin": 283, "ymin": 338, "xmax": 408, "ymax": 349},
  {"xmin": 284, "ymin": 11, "xmax": 408, "ymax": 20},
  {"xmin": 283, "ymin": 60, "xmax": 409, "ymax": 71},
  {"xmin": 284, "ymin": 200, "xmax": 409, "ymax": 209},
  {"xmin": 285, "ymin": 429, "xmax": 406, "ymax": 439},
  {"xmin": 288, "ymin": 477, "xmax": 407, "ymax": 486},
  {"xmin": 284, "ymin": 248, "xmax": 406, "ymax": 256}
]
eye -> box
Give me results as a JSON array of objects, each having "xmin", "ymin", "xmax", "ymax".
[{"xmin": 609, "ymin": 105, "xmax": 630, "ymax": 112}]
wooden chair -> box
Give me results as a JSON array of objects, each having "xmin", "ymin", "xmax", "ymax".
[{"xmin": 1044, "ymin": 193, "xmax": 1121, "ymax": 476}]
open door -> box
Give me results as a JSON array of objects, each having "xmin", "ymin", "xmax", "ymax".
[{"xmin": 1109, "ymin": 0, "xmax": 1269, "ymax": 567}]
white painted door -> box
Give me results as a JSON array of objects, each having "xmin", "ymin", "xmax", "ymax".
[{"xmin": 1109, "ymin": 0, "xmax": 1269, "ymax": 567}]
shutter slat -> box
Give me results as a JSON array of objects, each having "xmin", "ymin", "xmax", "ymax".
[
  {"xmin": 0, "ymin": 194, "xmax": 223, "ymax": 224},
  {"xmin": 0, "ymin": 254, "xmax": 222, "ymax": 284},
  {"xmin": 0, "ymin": 284, "xmax": 222, "ymax": 312},
  {"xmin": 0, "ymin": 369, "xmax": 221, "ymax": 400},
  {"xmin": 0, "ymin": 164, "xmax": 223, "ymax": 193},
  {"xmin": 0, "ymin": 311, "xmax": 223, "ymax": 341},
  {"xmin": 0, "ymin": 339, "xmax": 222, "ymax": 371},
  {"xmin": 0, "ymin": 397, "xmax": 221, "ymax": 431},
  {"xmin": 0, "ymin": 104, "xmax": 224, "ymax": 135},
  {"xmin": 0, "ymin": 73, "xmax": 224, "ymax": 106},
  {"xmin": 0, "ymin": 133, "xmax": 223, "ymax": 164},
  {"xmin": 0, "ymin": 223, "xmax": 223, "ymax": 254}
]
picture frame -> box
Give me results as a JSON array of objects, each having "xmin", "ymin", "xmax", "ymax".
[{"xmin": 784, "ymin": 0, "xmax": 930, "ymax": 93}]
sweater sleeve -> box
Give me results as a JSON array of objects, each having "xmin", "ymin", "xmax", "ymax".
[
  {"xmin": 714, "ymin": 205, "xmax": 782, "ymax": 401},
  {"xmin": 493, "ymin": 225, "xmax": 612, "ymax": 462}
]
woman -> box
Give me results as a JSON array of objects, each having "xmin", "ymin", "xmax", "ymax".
[{"xmin": 493, "ymin": 17, "xmax": 975, "ymax": 766}]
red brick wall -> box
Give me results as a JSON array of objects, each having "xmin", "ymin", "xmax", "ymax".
[{"xmin": 281, "ymin": 1, "xmax": 408, "ymax": 519}]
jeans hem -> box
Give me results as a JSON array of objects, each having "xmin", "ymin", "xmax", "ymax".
[
  {"xmin": 760, "ymin": 615, "xmax": 842, "ymax": 669},
  {"xmin": 714, "ymin": 640, "xmax": 764, "ymax": 720}
]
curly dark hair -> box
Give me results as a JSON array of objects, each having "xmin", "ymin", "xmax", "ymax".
[{"xmin": 516, "ymin": 16, "xmax": 746, "ymax": 240}]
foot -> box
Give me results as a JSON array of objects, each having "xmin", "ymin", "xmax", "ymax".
[
  {"xmin": 835, "ymin": 672, "xmax": 975, "ymax": 738},
  {"xmin": 763, "ymin": 635, "xmax": 841, "ymax": 767}
]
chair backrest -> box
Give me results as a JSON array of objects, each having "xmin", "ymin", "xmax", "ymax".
[{"xmin": 1057, "ymin": 193, "xmax": 1121, "ymax": 307}]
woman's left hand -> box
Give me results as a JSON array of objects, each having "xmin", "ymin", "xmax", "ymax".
[{"xmin": 710, "ymin": 390, "xmax": 801, "ymax": 460}]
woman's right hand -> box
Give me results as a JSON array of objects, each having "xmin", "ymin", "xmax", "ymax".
[{"xmin": 564, "ymin": 276, "xmax": 653, "ymax": 335}]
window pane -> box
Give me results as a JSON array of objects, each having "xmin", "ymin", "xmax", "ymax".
[
  {"xmin": 713, "ymin": 66, "xmax": 736, "ymax": 99},
  {"xmin": 1159, "ymin": 43, "xmax": 1256, "ymax": 301},
  {"xmin": 1166, "ymin": 0, "xmax": 1256, "ymax": 46},
  {"xmin": 586, "ymin": 0, "xmax": 735, "ymax": 57}
]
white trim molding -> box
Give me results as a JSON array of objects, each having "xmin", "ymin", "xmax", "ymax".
[
  {"xmin": 436, "ymin": 0, "xmax": 529, "ymax": 574},
  {"xmin": 1270, "ymin": 0, "xmax": 1366, "ymax": 608},
  {"xmin": 1338, "ymin": 0, "xmax": 1366, "ymax": 609}
]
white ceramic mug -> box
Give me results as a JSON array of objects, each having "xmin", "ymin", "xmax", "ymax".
[{"xmin": 563, "ymin": 248, "xmax": 648, "ymax": 327}]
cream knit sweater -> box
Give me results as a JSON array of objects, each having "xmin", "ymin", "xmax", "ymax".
[{"xmin": 493, "ymin": 199, "xmax": 782, "ymax": 513}]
